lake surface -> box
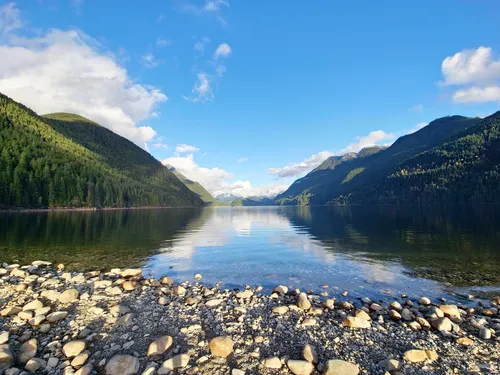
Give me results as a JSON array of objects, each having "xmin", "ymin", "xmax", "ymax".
[{"xmin": 1, "ymin": 205, "xmax": 500, "ymax": 302}]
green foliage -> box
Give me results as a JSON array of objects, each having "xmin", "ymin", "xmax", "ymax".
[
  {"xmin": 230, "ymin": 197, "xmax": 275, "ymax": 206},
  {"xmin": 276, "ymin": 116, "xmax": 482, "ymax": 205},
  {"xmin": 342, "ymin": 167, "xmax": 365, "ymax": 184},
  {"xmin": 0, "ymin": 93, "xmax": 203, "ymax": 208},
  {"xmin": 335, "ymin": 112, "xmax": 500, "ymax": 204}
]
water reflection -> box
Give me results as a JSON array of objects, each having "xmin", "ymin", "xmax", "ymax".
[{"xmin": 1, "ymin": 205, "xmax": 499, "ymax": 300}]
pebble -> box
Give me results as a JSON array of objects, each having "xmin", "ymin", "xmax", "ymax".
[
  {"xmin": 209, "ymin": 336, "xmax": 234, "ymax": 357},
  {"xmin": 105, "ymin": 355, "xmax": 140, "ymax": 375},
  {"xmin": 302, "ymin": 344, "xmax": 317, "ymax": 365},
  {"xmin": 18, "ymin": 339, "xmax": 37, "ymax": 365},
  {"xmin": 157, "ymin": 354, "xmax": 190, "ymax": 374},
  {"xmin": 58, "ymin": 289, "xmax": 79, "ymax": 304},
  {"xmin": 403, "ymin": 349, "xmax": 439, "ymax": 363},
  {"xmin": 147, "ymin": 336, "xmax": 173, "ymax": 356},
  {"xmin": 297, "ymin": 293, "xmax": 311, "ymax": 310},
  {"xmin": 342, "ymin": 316, "xmax": 371, "ymax": 329},
  {"xmin": 479, "ymin": 327, "xmax": 491, "ymax": 340},
  {"xmin": 323, "ymin": 359, "xmax": 359, "ymax": 375},
  {"xmin": 262, "ymin": 357, "xmax": 281, "ymax": 369},
  {"xmin": 62, "ymin": 340, "xmax": 86, "ymax": 358},
  {"xmin": 0, "ymin": 345, "xmax": 14, "ymax": 372},
  {"xmin": 287, "ymin": 359, "xmax": 314, "ymax": 375}
]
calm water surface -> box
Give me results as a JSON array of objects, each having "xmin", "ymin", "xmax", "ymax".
[{"xmin": 1, "ymin": 205, "xmax": 499, "ymax": 302}]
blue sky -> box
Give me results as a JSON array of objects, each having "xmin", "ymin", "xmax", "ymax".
[{"xmin": 1, "ymin": 1, "xmax": 500, "ymax": 197}]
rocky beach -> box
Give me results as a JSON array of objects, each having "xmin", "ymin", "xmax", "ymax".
[{"xmin": 0, "ymin": 262, "xmax": 499, "ymax": 375}]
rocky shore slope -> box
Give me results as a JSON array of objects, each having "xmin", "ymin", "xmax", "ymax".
[{"xmin": 0, "ymin": 262, "xmax": 499, "ymax": 375}]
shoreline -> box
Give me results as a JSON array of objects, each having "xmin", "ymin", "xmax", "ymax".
[
  {"xmin": 0, "ymin": 206, "xmax": 206, "ymax": 214},
  {"xmin": 0, "ymin": 261, "xmax": 498, "ymax": 375}
]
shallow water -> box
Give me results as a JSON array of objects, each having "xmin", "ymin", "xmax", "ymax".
[{"xmin": 1, "ymin": 205, "xmax": 499, "ymax": 302}]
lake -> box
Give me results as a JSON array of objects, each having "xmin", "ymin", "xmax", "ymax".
[{"xmin": 1, "ymin": 205, "xmax": 499, "ymax": 303}]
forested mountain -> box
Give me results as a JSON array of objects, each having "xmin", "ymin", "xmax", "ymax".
[
  {"xmin": 230, "ymin": 197, "xmax": 275, "ymax": 206},
  {"xmin": 166, "ymin": 166, "xmax": 223, "ymax": 206},
  {"xmin": 334, "ymin": 112, "xmax": 500, "ymax": 204},
  {"xmin": 0, "ymin": 93, "xmax": 203, "ymax": 209},
  {"xmin": 276, "ymin": 115, "xmax": 482, "ymax": 205}
]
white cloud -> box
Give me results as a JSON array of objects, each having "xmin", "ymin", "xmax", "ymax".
[
  {"xmin": 452, "ymin": 86, "xmax": 500, "ymax": 103},
  {"xmin": 204, "ymin": 0, "xmax": 229, "ymax": 12},
  {"xmin": 409, "ymin": 104, "xmax": 423, "ymax": 112},
  {"xmin": 175, "ymin": 144, "xmax": 200, "ymax": 154},
  {"xmin": 156, "ymin": 38, "xmax": 171, "ymax": 47},
  {"xmin": 442, "ymin": 46, "xmax": 500, "ymax": 86},
  {"xmin": 213, "ymin": 43, "xmax": 231, "ymax": 59},
  {"xmin": 408, "ymin": 122, "xmax": 428, "ymax": 134},
  {"xmin": 267, "ymin": 151, "xmax": 334, "ymax": 179},
  {"xmin": 0, "ymin": 2, "xmax": 22, "ymax": 34},
  {"xmin": 183, "ymin": 72, "xmax": 213, "ymax": 102},
  {"xmin": 339, "ymin": 130, "xmax": 394, "ymax": 154},
  {"xmin": 268, "ymin": 130, "xmax": 395, "ymax": 179},
  {"xmin": 237, "ymin": 157, "xmax": 248, "ymax": 163},
  {"xmin": 162, "ymin": 153, "xmax": 287, "ymax": 198},
  {"xmin": 0, "ymin": 6, "xmax": 166, "ymax": 145},
  {"xmin": 141, "ymin": 53, "xmax": 162, "ymax": 68},
  {"xmin": 441, "ymin": 46, "xmax": 500, "ymax": 104},
  {"xmin": 151, "ymin": 142, "xmax": 169, "ymax": 150}
]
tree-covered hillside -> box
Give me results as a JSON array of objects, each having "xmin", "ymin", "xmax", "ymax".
[
  {"xmin": 166, "ymin": 166, "xmax": 224, "ymax": 206},
  {"xmin": 230, "ymin": 197, "xmax": 275, "ymax": 206},
  {"xmin": 334, "ymin": 112, "xmax": 500, "ymax": 204},
  {"xmin": 0, "ymin": 93, "xmax": 203, "ymax": 208},
  {"xmin": 275, "ymin": 116, "xmax": 481, "ymax": 205}
]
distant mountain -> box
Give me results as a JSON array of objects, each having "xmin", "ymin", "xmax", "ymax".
[
  {"xmin": 215, "ymin": 194, "xmax": 240, "ymax": 203},
  {"xmin": 230, "ymin": 197, "xmax": 275, "ymax": 206},
  {"xmin": 0, "ymin": 93, "xmax": 203, "ymax": 208},
  {"xmin": 334, "ymin": 111, "xmax": 500, "ymax": 204},
  {"xmin": 166, "ymin": 166, "xmax": 224, "ymax": 206},
  {"xmin": 276, "ymin": 115, "xmax": 482, "ymax": 205}
]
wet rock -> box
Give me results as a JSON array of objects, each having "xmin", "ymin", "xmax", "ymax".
[
  {"xmin": 147, "ymin": 336, "xmax": 173, "ymax": 356},
  {"xmin": 18, "ymin": 339, "xmax": 37, "ymax": 365},
  {"xmin": 105, "ymin": 355, "xmax": 140, "ymax": 375},
  {"xmin": 209, "ymin": 336, "xmax": 234, "ymax": 357},
  {"xmin": 415, "ymin": 317, "xmax": 431, "ymax": 329},
  {"xmin": 431, "ymin": 317, "xmax": 453, "ymax": 332},
  {"xmin": 157, "ymin": 354, "xmax": 190, "ymax": 374},
  {"xmin": 388, "ymin": 310, "xmax": 401, "ymax": 320},
  {"xmin": 418, "ymin": 297, "xmax": 431, "ymax": 306},
  {"xmin": 287, "ymin": 359, "xmax": 314, "ymax": 375},
  {"xmin": 403, "ymin": 349, "xmax": 438, "ymax": 363},
  {"xmin": 0, "ymin": 345, "xmax": 14, "ymax": 372},
  {"xmin": 302, "ymin": 344, "xmax": 317, "ymax": 365},
  {"xmin": 401, "ymin": 308, "xmax": 413, "ymax": 321},
  {"xmin": 323, "ymin": 359, "xmax": 359, "ymax": 375},
  {"xmin": 161, "ymin": 276, "xmax": 174, "ymax": 286},
  {"xmin": 273, "ymin": 285, "xmax": 288, "ymax": 294},
  {"xmin": 173, "ymin": 286, "xmax": 186, "ymax": 296},
  {"xmin": 194, "ymin": 274, "xmax": 202, "ymax": 280},
  {"xmin": 342, "ymin": 316, "xmax": 370, "ymax": 329},
  {"xmin": 262, "ymin": 357, "xmax": 281, "ymax": 369},
  {"xmin": 323, "ymin": 299, "xmax": 334, "ymax": 309},
  {"xmin": 62, "ymin": 340, "xmax": 86, "ymax": 358},
  {"xmin": 59, "ymin": 289, "xmax": 79, "ymax": 304},
  {"xmin": 439, "ymin": 305, "xmax": 461, "ymax": 319},
  {"xmin": 297, "ymin": 293, "xmax": 311, "ymax": 310}
]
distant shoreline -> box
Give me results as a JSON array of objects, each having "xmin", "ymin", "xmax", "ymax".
[{"xmin": 0, "ymin": 205, "xmax": 205, "ymax": 213}]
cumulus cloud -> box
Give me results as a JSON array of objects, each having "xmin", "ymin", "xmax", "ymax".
[
  {"xmin": 204, "ymin": 0, "xmax": 229, "ymax": 12},
  {"xmin": 193, "ymin": 37, "xmax": 210, "ymax": 54},
  {"xmin": 162, "ymin": 153, "xmax": 287, "ymax": 198},
  {"xmin": 213, "ymin": 43, "xmax": 231, "ymax": 59},
  {"xmin": 183, "ymin": 72, "xmax": 213, "ymax": 102},
  {"xmin": 267, "ymin": 151, "xmax": 334, "ymax": 179},
  {"xmin": 0, "ymin": 5, "xmax": 166, "ymax": 145},
  {"xmin": 441, "ymin": 46, "xmax": 500, "ymax": 103},
  {"xmin": 268, "ymin": 130, "xmax": 395, "ymax": 179},
  {"xmin": 175, "ymin": 144, "xmax": 200, "ymax": 154},
  {"xmin": 0, "ymin": 2, "xmax": 22, "ymax": 34},
  {"xmin": 339, "ymin": 130, "xmax": 394, "ymax": 154}
]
